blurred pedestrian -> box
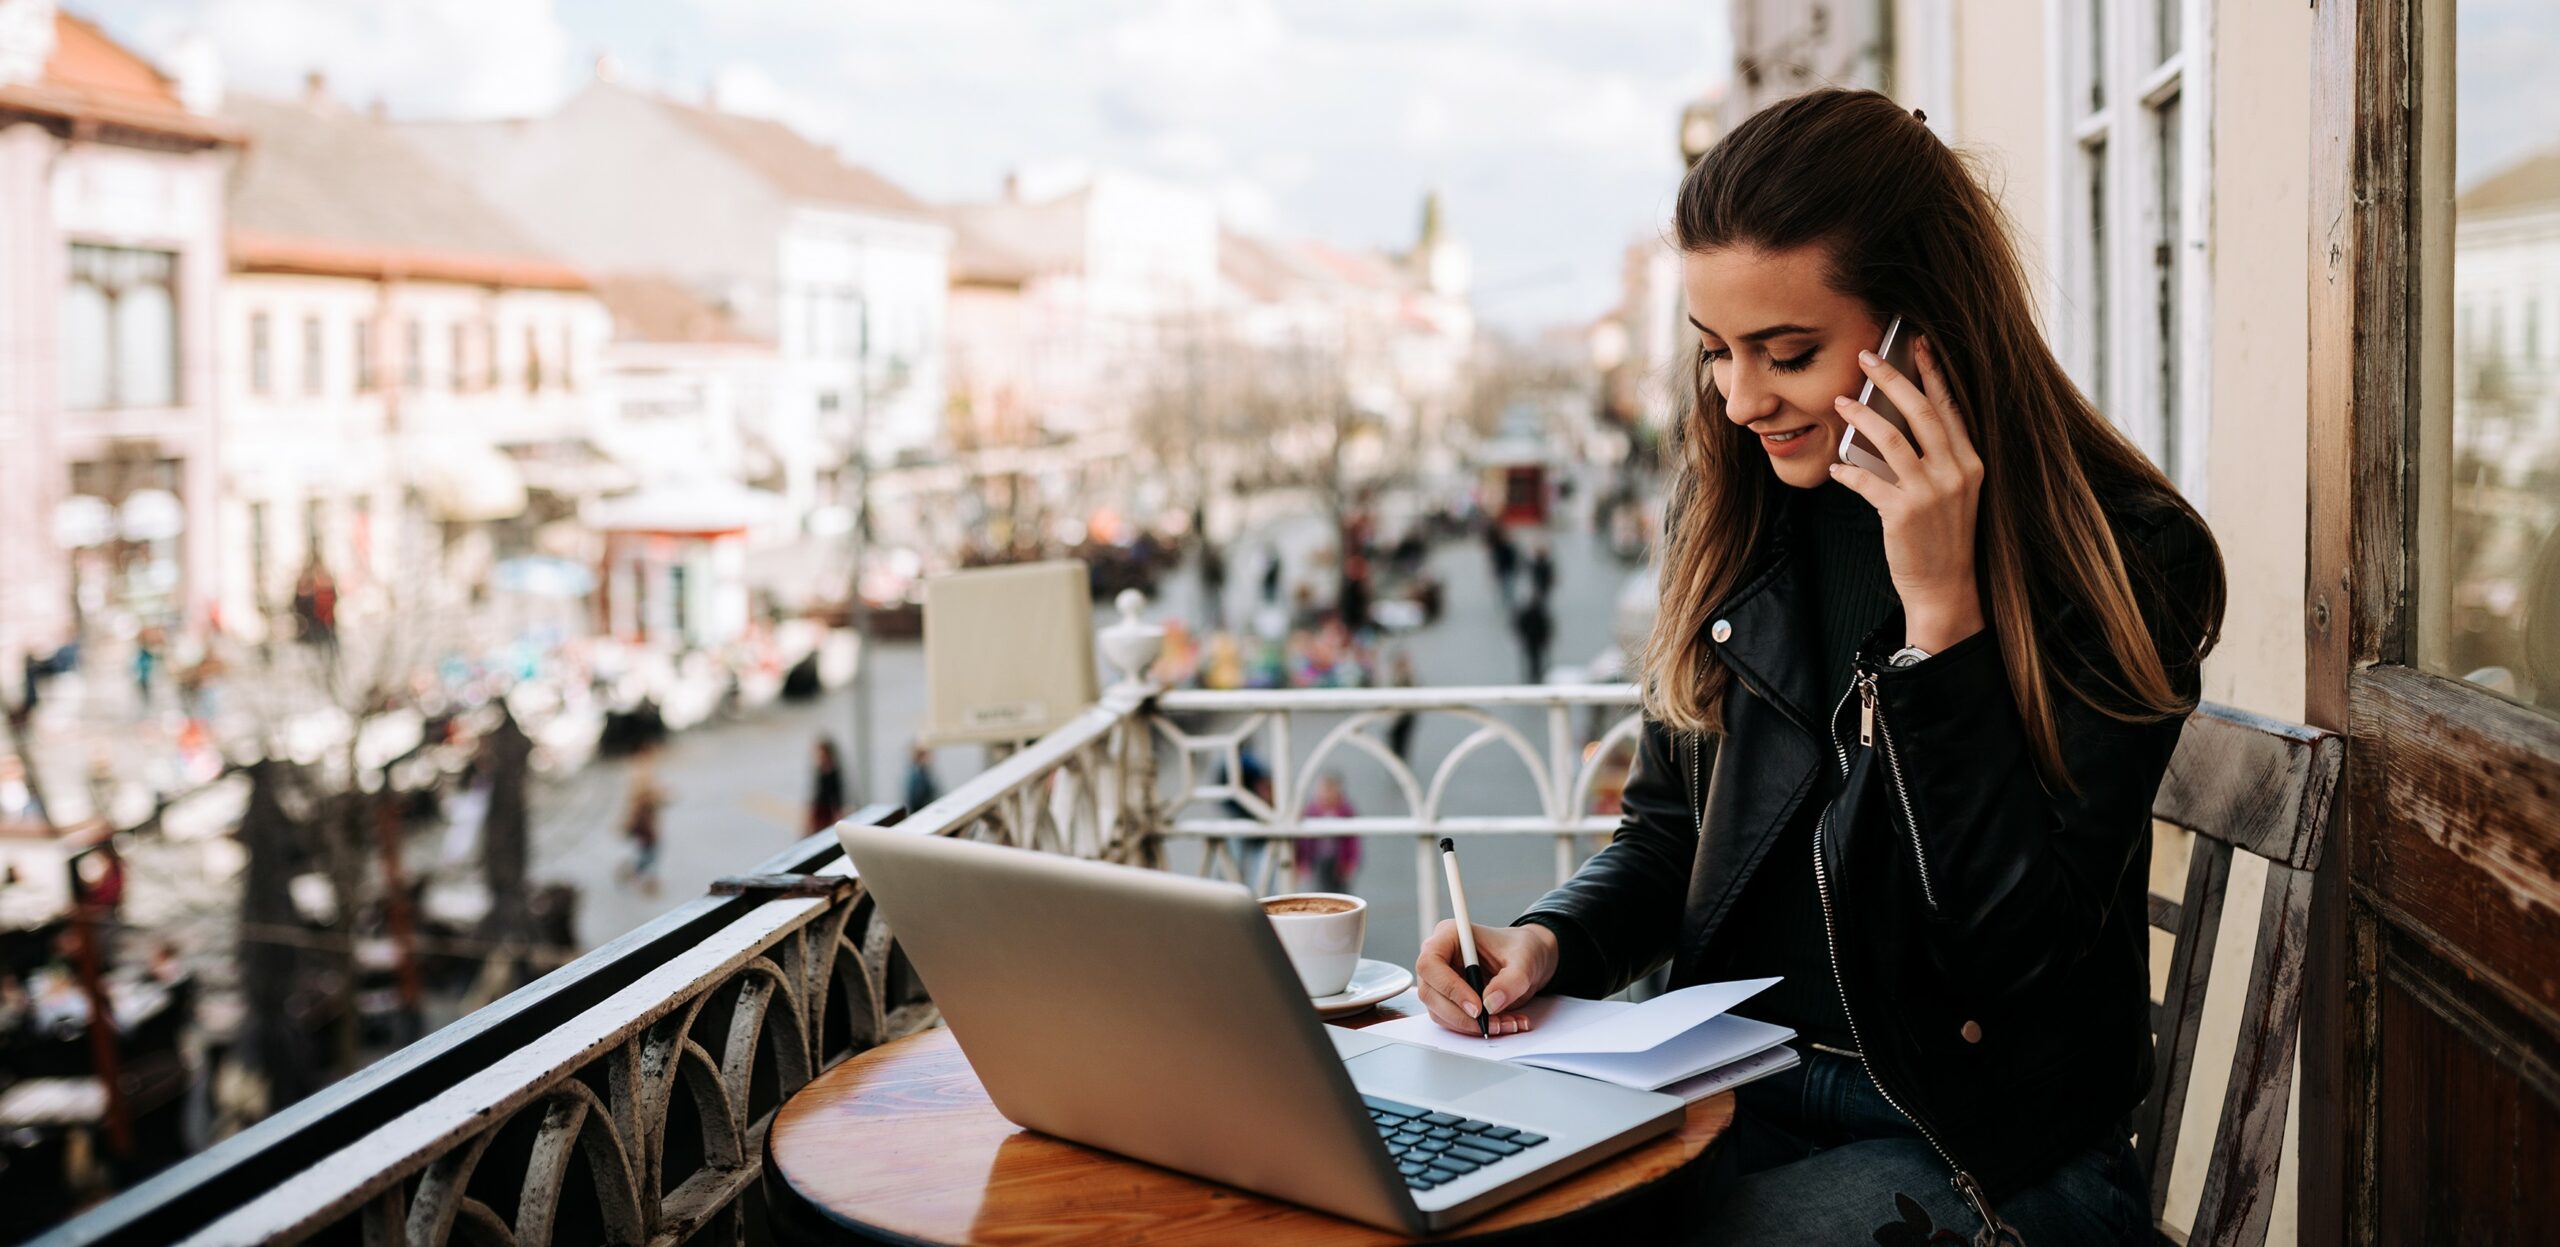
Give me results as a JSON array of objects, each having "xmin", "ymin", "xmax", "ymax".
[
  {"xmin": 1486, "ymin": 526, "xmax": 1520, "ymax": 603},
  {"xmin": 1528, "ymin": 543, "xmax": 1557, "ymax": 600},
  {"xmin": 1385, "ymin": 649, "xmax": 1421, "ymax": 762},
  {"xmin": 620, "ymin": 750, "xmax": 666, "ymax": 895},
  {"xmin": 809, "ymin": 738, "xmax": 846, "ymax": 832},
  {"xmin": 1513, "ymin": 593, "xmax": 1555, "ymax": 685},
  {"xmin": 292, "ymin": 562, "xmax": 339, "ymax": 650},
  {"xmin": 1298, "ymin": 771, "xmax": 1362, "ymax": 894},
  {"xmin": 1338, "ymin": 553, "xmax": 1372, "ymax": 636},
  {"xmin": 131, "ymin": 632, "xmax": 159, "ymax": 709},
  {"xmin": 1199, "ymin": 540, "xmax": 1228, "ymax": 628},
  {"xmin": 1223, "ymin": 744, "xmax": 1275, "ymax": 891},
  {"xmin": 1260, "ymin": 545, "xmax": 1283, "ymax": 604},
  {"xmin": 1202, "ymin": 632, "xmax": 1246, "ymax": 690},
  {"xmin": 903, "ymin": 744, "xmax": 940, "ymax": 814},
  {"xmin": 1391, "ymin": 529, "xmax": 1428, "ymax": 578},
  {"xmin": 74, "ymin": 841, "xmax": 125, "ymax": 919}
]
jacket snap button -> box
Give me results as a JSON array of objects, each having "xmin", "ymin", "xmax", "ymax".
[
  {"xmin": 1710, "ymin": 619, "xmax": 1733, "ymax": 643},
  {"xmin": 1961, "ymin": 1020, "xmax": 1983, "ymax": 1044}
]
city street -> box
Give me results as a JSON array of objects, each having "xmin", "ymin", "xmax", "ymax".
[{"xmin": 537, "ymin": 490, "xmax": 1647, "ymax": 973}]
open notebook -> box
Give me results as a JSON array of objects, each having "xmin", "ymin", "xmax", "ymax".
[{"xmin": 1351, "ymin": 977, "xmax": 1801, "ymax": 1104}]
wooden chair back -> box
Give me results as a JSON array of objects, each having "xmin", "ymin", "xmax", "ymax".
[{"xmin": 2136, "ymin": 702, "xmax": 2343, "ymax": 1247}]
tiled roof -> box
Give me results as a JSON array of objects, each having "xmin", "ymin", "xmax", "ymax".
[
  {"xmin": 948, "ymin": 197, "xmax": 1087, "ymax": 276},
  {"xmin": 2460, "ymin": 148, "xmax": 2560, "ymax": 217},
  {"xmin": 224, "ymin": 93, "xmax": 585, "ymax": 289},
  {"xmin": 0, "ymin": 11, "xmax": 237, "ymax": 144},
  {"xmin": 644, "ymin": 91, "xmax": 935, "ymax": 222},
  {"xmin": 1296, "ymin": 239, "xmax": 1407, "ymax": 291},
  {"xmin": 592, "ymin": 273, "xmax": 764, "ymax": 344},
  {"xmin": 944, "ymin": 210, "xmax": 1038, "ymax": 287},
  {"xmin": 1218, "ymin": 230, "xmax": 1310, "ymax": 302}
]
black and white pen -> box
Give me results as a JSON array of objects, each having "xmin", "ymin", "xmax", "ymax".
[{"xmin": 1435, "ymin": 836, "xmax": 1491, "ymax": 1039}]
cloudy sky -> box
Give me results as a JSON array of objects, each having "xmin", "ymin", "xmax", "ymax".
[{"xmin": 85, "ymin": 0, "xmax": 1727, "ymax": 332}]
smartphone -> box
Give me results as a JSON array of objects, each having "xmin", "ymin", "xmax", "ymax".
[{"xmin": 1839, "ymin": 315, "xmax": 1918, "ymax": 485}]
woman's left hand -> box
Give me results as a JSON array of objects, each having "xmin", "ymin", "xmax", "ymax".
[{"xmin": 1829, "ymin": 335, "xmax": 1988, "ymax": 653}]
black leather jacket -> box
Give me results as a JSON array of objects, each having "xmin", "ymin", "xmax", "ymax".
[{"xmin": 1519, "ymin": 492, "xmax": 2216, "ymax": 1217}]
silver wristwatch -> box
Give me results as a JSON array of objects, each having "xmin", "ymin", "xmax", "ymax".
[{"xmin": 1886, "ymin": 645, "xmax": 1933, "ymax": 668}]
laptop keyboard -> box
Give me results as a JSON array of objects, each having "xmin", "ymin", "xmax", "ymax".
[{"xmin": 1361, "ymin": 1094, "xmax": 1551, "ymax": 1191}]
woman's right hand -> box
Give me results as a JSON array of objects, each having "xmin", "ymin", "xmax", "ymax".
[{"xmin": 1415, "ymin": 920, "xmax": 1558, "ymax": 1036}]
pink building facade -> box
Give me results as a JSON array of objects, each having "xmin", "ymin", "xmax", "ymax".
[{"xmin": 0, "ymin": 2, "xmax": 236, "ymax": 660}]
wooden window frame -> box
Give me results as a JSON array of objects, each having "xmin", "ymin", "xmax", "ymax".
[
  {"xmin": 2047, "ymin": 0, "xmax": 2215, "ymax": 504},
  {"xmin": 2304, "ymin": 1, "xmax": 2560, "ymax": 1241}
]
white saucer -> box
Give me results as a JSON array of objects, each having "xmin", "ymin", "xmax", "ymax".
[{"xmin": 1311, "ymin": 959, "xmax": 1415, "ymax": 1019}]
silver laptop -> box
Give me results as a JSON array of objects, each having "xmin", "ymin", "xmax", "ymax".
[{"xmin": 837, "ymin": 824, "xmax": 1684, "ymax": 1235}]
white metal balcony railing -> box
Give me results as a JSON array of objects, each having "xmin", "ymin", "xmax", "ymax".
[
  {"xmin": 1150, "ymin": 684, "xmax": 1644, "ymax": 942},
  {"xmin": 40, "ymin": 672, "xmax": 1641, "ymax": 1247}
]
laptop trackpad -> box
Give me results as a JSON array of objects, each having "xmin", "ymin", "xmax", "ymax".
[{"xmin": 1346, "ymin": 1041, "xmax": 1526, "ymax": 1102}]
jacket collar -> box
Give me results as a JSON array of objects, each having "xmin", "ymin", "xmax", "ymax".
[{"xmin": 1698, "ymin": 508, "xmax": 1829, "ymax": 738}]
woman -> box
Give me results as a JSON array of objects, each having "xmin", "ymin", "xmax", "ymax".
[{"xmin": 1414, "ymin": 90, "xmax": 2223, "ymax": 1245}]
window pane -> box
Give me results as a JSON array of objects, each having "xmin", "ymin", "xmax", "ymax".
[
  {"xmin": 2155, "ymin": 95, "xmax": 2182, "ymax": 483},
  {"xmin": 2088, "ymin": 0, "xmax": 2107, "ymax": 112},
  {"xmin": 2429, "ymin": 0, "xmax": 2560, "ymax": 715},
  {"xmin": 303, "ymin": 315, "xmax": 324, "ymax": 395},
  {"xmin": 251, "ymin": 312, "xmax": 272, "ymax": 395},
  {"xmin": 2157, "ymin": 0, "xmax": 2181, "ymax": 66},
  {"xmin": 2088, "ymin": 139, "xmax": 2110, "ymax": 411},
  {"xmin": 64, "ymin": 280, "xmax": 110, "ymax": 409},
  {"xmin": 115, "ymin": 280, "xmax": 176, "ymax": 407}
]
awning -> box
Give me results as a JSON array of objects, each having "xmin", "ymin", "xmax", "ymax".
[
  {"xmin": 502, "ymin": 437, "xmax": 635, "ymax": 499},
  {"xmin": 410, "ymin": 439, "xmax": 528, "ymax": 523},
  {"xmin": 584, "ymin": 477, "xmax": 785, "ymax": 536}
]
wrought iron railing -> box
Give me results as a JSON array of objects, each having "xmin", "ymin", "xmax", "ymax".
[
  {"xmin": 36, "ymin": 687, "xmax": 1161, "ymax": 1247},
  {"xmin": 1149, "ymin": 685, "xmax": 1643, "ymax": 943},
  {"xmin": 37, "ymin": 675, "xmax": 1638, "ymax": 1244}
]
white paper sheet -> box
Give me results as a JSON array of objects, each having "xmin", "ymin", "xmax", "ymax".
[
  {"xmin": 1359, "ymin": 977, "xmax": 1779, "ymax": 1061},
  {"xmin": 1517, "ymin": 1013, "xmax": 1797, "ymax": 1090}
]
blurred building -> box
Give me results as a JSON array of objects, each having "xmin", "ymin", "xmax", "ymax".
[
  {"xmin": 216, "ymin": 79, "xmax": 612, "ymax": 634},
  {"xmin": 945, "ymin": 169, "xmax": 1220, "ymax": 452},
  {"xmin": 1722, "ymin": 0, "xmax": 1893, "ymax": 128},
  {"xmin": 939, "ymin": 169, "xmax": 1220, "ymax": 542},
  {"xmin": 588, "ymin": 273, "xmax": 780, "ymax": 493},
  {"xmin": 1213, "ymin": 197, "xmax": 1475, "ymax": 485},
  {"xmin": 1595, "ymin": 230, "xmax": 1687, "ymax": 441},
  {"xmin": 0, "ymin": 0, "xmax": 238, "ymax": 655},
  {"xmin": 1593, "ymin": 92, "xmax": 1713, "ymax": 448},
  {"xmin": 398, "ymin": 73, "xmax": 952, "ymax": 522}
]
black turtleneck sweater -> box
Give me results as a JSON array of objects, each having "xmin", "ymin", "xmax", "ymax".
[{"xmin": 1699, "ymin": 482, "xmax": 1896, "ymax": 1050}]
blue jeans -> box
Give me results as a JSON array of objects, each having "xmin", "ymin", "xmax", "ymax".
[{"xmin": 1691, "ymin": 1050, "xmax": 2149, "ymax": 1245}]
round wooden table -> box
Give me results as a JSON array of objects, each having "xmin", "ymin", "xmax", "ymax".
[{"xmin": 767, "ymin": 995, "xmax": 1734, "ymax": 1245}]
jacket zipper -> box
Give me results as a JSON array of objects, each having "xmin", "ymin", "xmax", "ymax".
[
  {"xmin": 1857, "ymin": 670, "xmax": 1940, "ymax": 914},
  {"xmin": 1817, "ymin": 678, "xmax": 2017, "ymax": 1242}
]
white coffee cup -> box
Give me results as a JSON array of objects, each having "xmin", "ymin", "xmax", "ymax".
[{"xmin": 1262, "ymin": 892, "xmax": 1367, "ymax": 997}]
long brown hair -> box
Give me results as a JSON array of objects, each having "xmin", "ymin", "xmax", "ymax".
[{"xmin": 1644, "ymin": 88, "xmax": 2225, "ymax": 786}]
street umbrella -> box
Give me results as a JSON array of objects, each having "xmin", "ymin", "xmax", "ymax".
[{"xmin": 492, "ymin": 555, "xmax": 596, "ymax": 598}]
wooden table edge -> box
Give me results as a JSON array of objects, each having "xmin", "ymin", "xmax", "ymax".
[{"xmin": 769, "ymin": 1005, "xmax": 1736, "ymax": 1246}]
